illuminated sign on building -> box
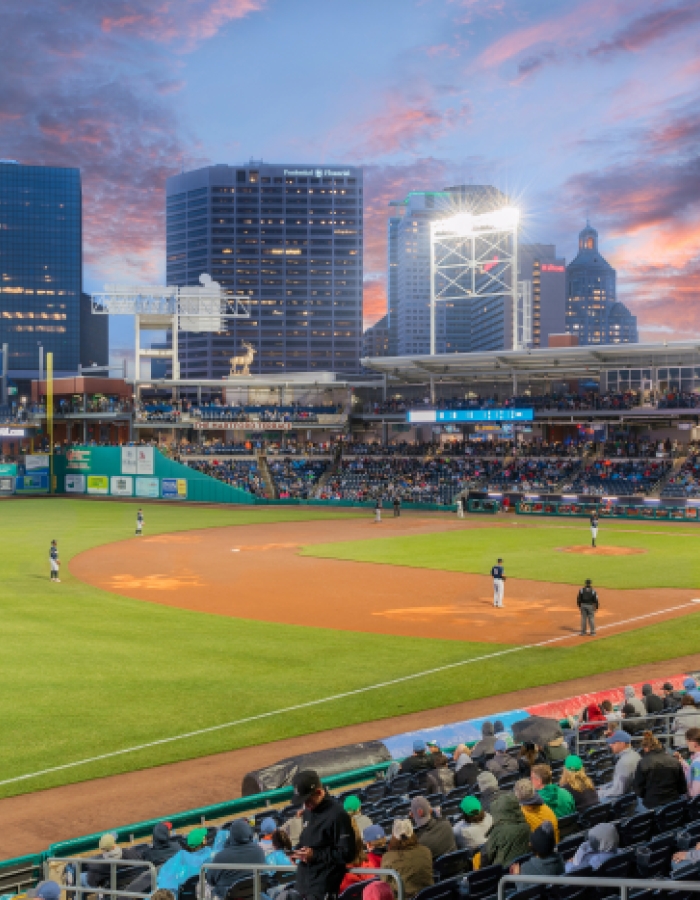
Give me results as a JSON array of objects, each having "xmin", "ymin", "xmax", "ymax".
[
  {"xmin": 541, "ymin": 264, "xmax": 565, "ymax": 272},
  {"xmin": 283, "ymin": 169, "xmax": 352, "ymax": 178},
  {"xmin": 0, "ymin": 427, "xmax": 26, "ymax": 437},
  {"xmin": 408, "ymin": 409, "xmax": 534, "ymax": 424}
]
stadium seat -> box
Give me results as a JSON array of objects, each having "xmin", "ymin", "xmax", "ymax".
[
  {"xmin": 593, "ymin": 848, "xmax": 636, "ymax": 882},
  {"xmin": 579, "ymin": 803, "xmax": 613, "ymax": 829},
  {"xmin": 433, "ymin": 848, "xmax": 473, "ymax": 881},
  {"xmin": 654, "ymin": 798, "xmax": 688, "ymax": 833},
  {"xmin": 179, "ymin": 875, "xmax": 199, "ymax": 900},
  {"xmin": 339, "ymin": 878, "xmax": 378, "ymax": 900},
  {"xmin": 461, "ymin": 863, "xmax": 504, "ymax": 899},
  {"xmin": 609, "ymin": 793, "xmax": 638, "ymax": 820},
  {"xmin": 364, "ymin": 782, "xmax": 387, "ymax": 803},
  {"xmin": 557, "ymin": 832, "xmax": 588, "ymax": 857},
  {"xmin": 618, "ymin": 811, "xmax": 655, "ymax": 848},
  {"xmin": 636, "ymin": 832, "xmax": 676, "ymax": 878},
  {"xmin": 387, "ymin": 773, "xmax": 413, "ymax": 795},
  {"xmin": 558, "ymin": 813, "xmax": 582, "ymax": 839},
  {"xmin": 412, "ymin": 876, "xmax": 461, "ymax": 900}
]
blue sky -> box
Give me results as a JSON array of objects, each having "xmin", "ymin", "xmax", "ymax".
[{"xmin": 2, "ymin": 0, "xmax": 699, "ymax": 355}]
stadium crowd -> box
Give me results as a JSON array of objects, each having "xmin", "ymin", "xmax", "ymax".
[{"xmin": 50, "ymin": 677, "xmax": 700, "ymax": 900}]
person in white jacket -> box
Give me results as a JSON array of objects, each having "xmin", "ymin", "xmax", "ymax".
[{"xmin": 453, "ymin": 796, "xmax": 493, "ymax": 850}]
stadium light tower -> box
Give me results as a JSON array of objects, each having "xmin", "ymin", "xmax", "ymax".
[{"xmin": 429, "ymin": 206, "xmax": 521, "ymax": 354}]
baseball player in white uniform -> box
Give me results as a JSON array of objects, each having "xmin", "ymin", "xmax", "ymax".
[
  {"xmin": 136, "ymin": 508, "xmax": 144, "ymax": 536},
  {"xmin": 491, "ymin": 557, "xmax": 505, "ymax": 608},
  {"xmin": 590, "ymin": 513, "xmax": 599, "ymax": 548},
  {"xmin": 50, "ymin": 539, "xmax": 60, "ymax": 583}
]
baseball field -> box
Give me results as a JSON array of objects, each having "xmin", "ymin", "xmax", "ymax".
[{"xmin": 2, "ymin": 497, "xmax": 700, "ymax": 812}]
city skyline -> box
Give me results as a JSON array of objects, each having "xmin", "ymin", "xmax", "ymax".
[{"xmin": 2, "ymin": 0, "xmax": 699, "ymax": 357}]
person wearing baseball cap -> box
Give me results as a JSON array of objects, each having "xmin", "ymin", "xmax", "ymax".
[
  {"xmin": 361, "ymin": 824, "xmax": 387, "ymax": 869},
  {"xmin": 289, "ymin": 769, "xmax": 355, "ymax": 899},
  {"xmin": 598, "ymin": 731, "xmax": 641, "ymax": 801},
  {"xmin": 344, "ymin": 795, "xmax": 373, "ymax": 836},
  {"xmin": 409, "ymin": 796, "xmax": 456, "ymax": 859},
  {"xmin": 27, "ymin": 882, "xmax": 61, "ymax": 900},
  {"xmin": 485, "ymin": 739, "xmax": 518, "ymax": 780},
  {"xmin": 453, "ymin": 796, "xmax": 493, "ymax": 851},
  {"xmin": 399, "ymin": 739, "xmax": 433, "ymax": 775}
]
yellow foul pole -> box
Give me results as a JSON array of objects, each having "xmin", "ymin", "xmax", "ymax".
[{"xmin": 47, "ymin": 352, "xmax": 54, "ymax": 494}]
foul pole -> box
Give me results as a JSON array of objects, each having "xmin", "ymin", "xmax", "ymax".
[{"xmin": 47, "ymin": 352, "xmax": 53, "ymax": 494}]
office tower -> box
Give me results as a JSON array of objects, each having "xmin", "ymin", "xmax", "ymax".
[
  {"xmin": 80, "ymin": 293, "xmax": 109, "ymax": 369},
  {"xmin": 388, "ymin": 184, "xmax": 514, "ymax": 355},
  {"xmin": 165, "ymin": 163, "xmax": 363, "ymax": 376},
  {"xmin": 362, "ymin": 314, "xmax": 390, "ymax": 359},
  {"xmin": 0, "ymin": 161, "xmax": 82, "ymax": 376},
  {"xmin": 566, "ymin": 223, "xmax": 638, "ymax": 345},
  {"xmin": 519, "ymin": 244, "xmax": 566, "ymax": 348}
]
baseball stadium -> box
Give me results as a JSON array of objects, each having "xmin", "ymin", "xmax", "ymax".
[{"xmin": 2, "ymin": 340, "xmax": 700, "ymax": 899}]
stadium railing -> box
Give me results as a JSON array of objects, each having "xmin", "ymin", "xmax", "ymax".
[
  {"xmin": 200, "ymin": 862, "xmax": 404, "ymax": 900},
  {"xmin": 572, "ymin": 710, "xmax": 679, "ymax": 755},
  {"xmin": 43, "ymin": 858, "xmax": 156, "ymax": 899},
  {"xmin": 498, "ymin": 873, "xmax": 700, "ymax": 899}
]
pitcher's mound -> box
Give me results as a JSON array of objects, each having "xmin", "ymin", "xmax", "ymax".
[{"xmin": 560, "ymin": 546, "xmax": 647, "ymax": 556}]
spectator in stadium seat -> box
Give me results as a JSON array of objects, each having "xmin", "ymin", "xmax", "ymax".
[
  {"xmin": 479, "ymin": 793, "xmax": 532, "ymax": 869},
  {"xmin": 514, "ymin": 779, "xmax": 560, "ymax": 842},
  {"xmin": 381, "ymin": 819, "xmax": 433, "ymax": 899},
  {"xmin": 281, "ymin": 809, "xmax": 304, "ymax": 845},
  {"xmin": 426, "ymin": 753, "xmax": 455, "ymax": 795},
  {"xmin": 206, "ymin": 820, "xmax": 266, "ymax": 899},
  {"xmin": 266, "ymin": 829, "xmax": 293, "ymax": 870},
  {"xmin": 673, "ymin": 695, "xmax": 700, "ymax": 748},
  {"xmin": 598, "ymin": 731, "xmax": 641, "ymax": 800},
  {"xmin": 634, "ymin": 730, "xmax": 687, "ymax": 809},
  {"xmin": 289, "ymin": 769, "xmax": 355, "ymax": 900},
  {"xmin": 453, "ymin": 744, "xmax": 479, "ymax": 787},
  {"xmin": 476, "ymin": 771, "xmax": 502, "ymax": 812},
  {"xmin": 565, "ymin": 823, "xmax": 619, "ymax": 872},
  {"xmin": 399, "ymin": 740, "xmax": 434, "ymax": 775},
  {"xmin": 559, "ymin": 755, "xmax": 599, "ymax": 811},
  {"xmin": 344, "ymin": 796, "xmax": 373, "ymax": 836},
  {"xmin": 684, "ymin": 677, "xmax": 700, "ymax": 705},
  {"xmin": 624, "ymin": 685, "xmax": 647, "ymax": 718},
  {"xmin": 141, "ymin": 823, "xmax": 181, "ymax": 867},
  {"xmin": 493, "ymin": 720, "xmax": 512, "ymax": 746},
  {"xmin": 663, "ymin": 681, "xmax": 683, "ymax": 710},
  {"xmin": 363, "ymin": 882, "xmax": 394, "ymax": 900},
  {"xmin": 157, "ymin": 828, "xmax": 213, "ymax": 893},
  {"xmin": 410, "ymin": 797, "xmax": 456, "ymax": 859},
  {"xmin": 27, "ymin": 882, "xmax": 61, "ymax": 900},
  {"xmin": 621, "ymin": 702, "xmax": 647, "ymax": 735},
  {"xmin": 541, "ymin": 735, "xmax": 568, "ymax": 765},
  {"xmin": 426, "ymin": 739, "xmax": 449, "ymax": 767},
  {"xmin": 486, "ymin": 740, "xmax": 519, "ymax": 780},
  {"xmin": 339, "ymin": 819, "xmax": 371, "ymax": 894},
  {"xmin": 453, "ymin": 796, "xmax": 493, "ymax": 851},
  {"xmin": 471, "ymin": 722, "xmax": 497, "ymax": 760},
  {"xmin": 531, "ymin": 764, "xmax": 576, "ymax": 818},
  {"xmin": 642, "ymin": 683, "xmax": 664, "ymax": 715},
  {"xmin": 82, "ymin": 833, "xmax": 124, "ymax": 889},
  {"xmin": 510, "ymin": 822, "xmax": 564, "ymax": 891},
  {"xmin": 259, "ymin": 818, "xmax": 278, "ymax": 856},
  {"xmin": 518, "ymin": 743, "xmax": 544, "ymax": 777},
  {"xmin": 676, "ymin": 727, "xmax": 700, "ymax": 798},
  {"xmin": 361, "ymin": 824, "xmax": 387, "ymax": 869}
]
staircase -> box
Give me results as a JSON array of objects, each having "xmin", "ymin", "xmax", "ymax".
[
  {"xmin": 257, "ymin": 453, "xmax": 278, "ymax": 499},
  {"xmin": 314, "ymin": 445, "xmax": 343, "ymax": 498},
  {"xmin": 648, "ymin": 455, "xmax": 686, "ymax": 498}
]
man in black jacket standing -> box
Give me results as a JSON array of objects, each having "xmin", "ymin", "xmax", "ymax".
[
  {"xmin": 577, "ymin": 579, "xmax": 599, "ymax": 636},
  {"xmin": 290, "ymin": 769, "xmax": 355, "ymax": 900}
]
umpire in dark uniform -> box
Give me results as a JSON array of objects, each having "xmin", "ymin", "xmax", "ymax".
[{"xmin": 577, "ymin": 578, "xmax": 599, "ymax": 636}]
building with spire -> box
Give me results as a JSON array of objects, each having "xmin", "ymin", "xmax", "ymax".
[{"xmin": 565, "ymin": 223, "xmax": 638, "ymax": 345}]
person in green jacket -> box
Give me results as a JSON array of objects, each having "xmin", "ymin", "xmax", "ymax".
[
  {"xmin": 531, "ymin": 763, "xmax": 576, "ymax": 819},
  {"xmin": 479, "ymin": 793, "xmax": 532, "ymax": 868}
]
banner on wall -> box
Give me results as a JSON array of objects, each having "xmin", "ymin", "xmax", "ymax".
[
  {"xmin": 0, "ymin": 476, "xmax": 14, "ymax": 492},
  {"xmin": 137, "ymin": 447, "xmax": 154, "ymax": 475},
  {"xmin": 65, "ymin": 474, "xmax": 86, "ymax": 493},
  {"xmin": 66, "ymin": 448, "xmax": 91, "ymax": 471},
  {"xmin": 15, "ymin": 473, "xmax": 48, "ymax": 493},
  {"xmin": 135, "ymin": 476, "xmax": 159, "ymax": 498},
  {"xmin": 26, "ymin": 454, "xmax": 50, "ymax": 472},
  {"xmin": 162, "ymin": 478, "xmax": 187, "ymax": 499},
  {"xmin": 110, "ymin": 475, "xmax": 134, "ymax": 497},
  {"xmin": 121, "ymin": 447, "xmax": 138, "ymax": 475},
  {"xmin": 0, "ymin": 463, "xmax": 17, "ymax": 476},
  {"xmin": 87, "ymin": 475, "xmax": 109, "ymax": 495}
]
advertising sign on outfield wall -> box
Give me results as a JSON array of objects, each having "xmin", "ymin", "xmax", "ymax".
[
  {"xmin": 135, "ymin": 477, "xmax": 159, "ymax": 498},
  {"xmin": 66, "ymin": 448, "xmax": 91, "ymax": 471},
  {"xmin": 121, "ymin": 447, "xmax": 137, "ymax": 475},
  {"xmin": 0, "ymin": 463, "xmax": 17, "ymax": 476},
  {"xmin": 110, "ymin": 475, "xmax": 134, "ymax": 497},
  {"xmin": 162, "ymin": 477, "xmax": 187, "ymax": 499},
  {"xmin": 193, "ymin": 422, "xmax": 292, "ymax": 431},
  {"xmin": 26, "ymin": 454, "xmax": 50, "ymax": 471},
  {"xmin": 87, "ymin": 475, "xmax": 109, "ymax": 495},
  {"xmin": 137, "ymin": 447, "xmax": 154, "ymax": 475},
  {"xmin": 65, "ymin": 474, "xmax": 86, "ymax": 493},
  {"xmin": 0, "ymin": 476, "xmax": 14, "ymax": 493}
]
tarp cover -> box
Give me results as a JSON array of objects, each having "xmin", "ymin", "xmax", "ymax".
[{"xmin": 241, "ymin": 741, "xmax": 392, "ymax": 796}]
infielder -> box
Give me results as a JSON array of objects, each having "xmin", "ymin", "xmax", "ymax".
[
  {"xmin": 457, "ymin": 496, "xmax": 465, "ymax": 519},
  {"xmin": 374, "ymin": 498, "xmax": 382, "ymax": 523},
  {"xmin": 590, "ymin": 512, "xmax": 599, "ymax": 548},
  {"xmin": 136, "ymin": 508, "xmax": 144, "ymax": 536},
  {"xmin": 491, "ymin": 557, "xmax": 505, "ymax": 608},
  {"xmin": 49, "ymin": 539, "xmax": 60, "ymax": 583}
]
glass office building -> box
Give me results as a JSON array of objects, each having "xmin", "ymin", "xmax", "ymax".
[
  {"xmin": 0, "ymin": 161, "xmax": 81, "ymax": 375},
  {"xmin": 165, "ymin": 163, "xmax": 363, "ymax": 376}
]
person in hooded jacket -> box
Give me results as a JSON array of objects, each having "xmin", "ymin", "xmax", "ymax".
[
  {"xmin": 510, "ymin": 822, "xmax": 564, "ymax": 891},
  {"xmin": 486, "ymin": 741, "xmax": 519, "ymax": 779},
  {"xmin": 410, "ymin": 797, "xmax": 456, "ymax": 859},
  {"xmin": 207, "ymin": 820, "xmax": 266, "ymax": 899},
  {"xmin": 381, "ymin": 819, "xmax": 433, "ymax": 900},
  {"xmin": 142, "ymin": 823, "xmax": 182, "ymax": 868},
  {"xmin": 514, "ymin": 779, "xmax": 560, "ymax": 842},
  {"xmin": 642, "ymin": 684, "xmax": 664, "ymax": 715},
  {"xmin": 452, "ymin": 797, "xmax": 493, "ymax": 851},
  {"xmin": 157, "ymin": 828, "xmax": 213, "ymax": 893},
  {"xmin": 565, "ymin": 823, "xmax": 619, "ymax": 872},
  {"xmin": 634, "ymin": 730, "xmax": 687, "ymax": 809},
  {"xmin": 623, "ymin": 686, "xmax": 647, "ymax": 718},
  {"xmin": 453, "ymin": 745, "xmax": 479, "ymax": 787},
  {"xmin": 531, "ymin": 764, "xmax": 576, "ymax": 819},
  {"xmin": 471, "ymin": 722, "xmax": 497, "ymax": 761},
  {"xmin": 478, "ymin": 793, "xmax": 532, "ymax": 869},
  {"xmin": 673, "ymin": 695, "xmax": 700, "ymax": 748},
  {"xmin": 425, "ymin": 754, "xmax": 455, "ymax": 795},
  {"xmin": 476, "ymin": 772, "xmax": 502, "ymax": 813}
]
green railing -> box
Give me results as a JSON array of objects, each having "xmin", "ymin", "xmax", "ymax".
[{"xmin": 517, "ymin": 499, "xmax": 700, "ymax": 521}]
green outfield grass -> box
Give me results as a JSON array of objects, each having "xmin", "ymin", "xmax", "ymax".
[
  {"xmin": 303, "ymin": 519, "xmax": 700, "ymax": 590},
  {"xmin": 0, "ymin": 501, "xmax": 699, "ymax": 802}
]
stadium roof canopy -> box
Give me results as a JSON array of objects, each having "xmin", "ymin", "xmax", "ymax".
[{"xmin": 362, "ymin": 341, "xmax": 700, "ymax": 384}]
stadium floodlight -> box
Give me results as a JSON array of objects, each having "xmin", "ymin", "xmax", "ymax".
[{"xmin": 429, "ymin": 205, "xmax": 521, "ymax": 355}]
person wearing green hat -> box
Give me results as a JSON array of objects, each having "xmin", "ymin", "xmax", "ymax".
[
  {"xmin": 531, "ymin": 764, "xmax": 576, "ymax": 819},
  {"xmin": 343, "ymin": 795, "xmax": 373, "ymax": 836},
  {"xmin": 453, "ymin": 796, "xmax": 493, "ymax": 850},
  {"xmin": 559, "ymin": 755, "xmax": 599, "ymax": 811},
  {"xmin": 156, "ymin": 827, "xmax": 214, "ymax": 893}
]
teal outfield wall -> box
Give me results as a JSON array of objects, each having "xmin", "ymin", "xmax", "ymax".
[{"xmin": 53, "ymin": 447, "xmax": 255, "ymax": 505}]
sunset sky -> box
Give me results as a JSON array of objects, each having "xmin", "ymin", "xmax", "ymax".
[{"xmin": 2, "ymin": 0, "xmax": 699, "ymax": 353}]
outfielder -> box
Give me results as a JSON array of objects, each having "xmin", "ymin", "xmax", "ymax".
[
  {"xmin": 491, "ymin": 557, "xmax": 505, "ymax": 608},
  {"xmin": 590, "ymin": 512, "xmax": 599, "ymax": 548},
  {"xmin": 457, "ymin": 496, "xmax": 465, "ymax": 519},
  {"xmin": 136, "ymin": 508, "xmax": 144, "ymax": 536},
  {"xmin": 374, "ymin": 498, "xmax": 382, "ymax": 523},
  {"xmin": 49, "ymin": 539, "xmax": 60, "ymax": 583}
]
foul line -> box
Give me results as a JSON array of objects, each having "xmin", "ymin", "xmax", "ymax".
[{"xmin": 1, "ymin": 600, "xmax": 698, "ymax": 789}]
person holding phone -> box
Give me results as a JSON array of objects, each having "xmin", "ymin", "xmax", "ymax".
[{"xmin": 289, "ymin": 769, "xmax": 355, "ymax": 900}]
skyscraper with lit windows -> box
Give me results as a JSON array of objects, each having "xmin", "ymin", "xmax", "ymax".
[
  {"xmin": 0, "ymin": 161, "xmax": 81, "ymax": 375},
  {"xmin": 165, "ymin": 162, "xmax": 363, "ymax": 375},
  {"xmin": 566, "ymin": 223, "xmax": 637, "ymax": 345}
]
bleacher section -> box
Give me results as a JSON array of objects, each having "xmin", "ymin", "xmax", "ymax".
[
  {"xmin": 184, "ymin": 459, "xmax": 266, "ymax": 496},
  {"xmin": 570, "ymin": 460, "xmax": 671, "ymax": 497},
  {"xmin": 268, "ymin": 458, "xmax": 329, "ymax": 499},
  {"xmin": 663, "ymin": 453, "xmax": 700, "ymax": 498}
]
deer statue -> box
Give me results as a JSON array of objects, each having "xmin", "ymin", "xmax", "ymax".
[{"xmin": 229, "ymin": 341, "xmax": 256, "ymax": 376}]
